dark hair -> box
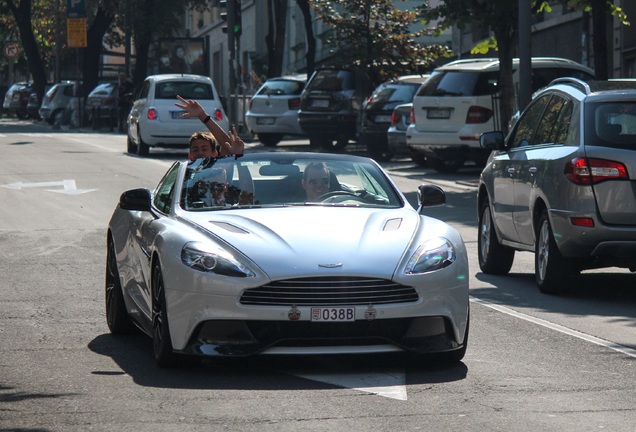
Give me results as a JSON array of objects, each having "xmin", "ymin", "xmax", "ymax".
[
  {"xmin": 303, "ymin": 162, "xmax": 329, "ymax": 180},
  {"xmin": 189, "ymin": 131, "xmax": 217, "ymax": 152}
]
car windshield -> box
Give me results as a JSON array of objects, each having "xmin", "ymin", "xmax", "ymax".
[
  {"xmin": 89, "ymin": 83, "xmax": 116, "ymax": 96},
  {"xmin": 155, "ymin": 81, "xmax": 214, "ymax": 100},
  {"xmin": 586, "ymin": 101, "xmax": 636, "ymax": 149},
  {"xmin": 367, "ymin": 83, "xmax": 420, "ymax": 109},
  {"xmin": 179, "ymin": 154, "xmax": 402, "ymax": 211},
  {"xmin": 306, "ymin": 70, "xmax": 355, "ymax": 92},
  {"xmin": 417, "ymin": 71, "xmax": 499, "ymax": 97},
  {"xmin": 256, "ymin": 79, "xmax": 305, "ymax": 96}
]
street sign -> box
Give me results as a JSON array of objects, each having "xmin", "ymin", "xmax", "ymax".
[
  {"xmin": 67, "ymin": 18, "xmax": 87, "ymax": 48},
  {"xmin": 3, "ymin": 43, "xmax": 19, "ymax": 59},
  {"xmin": 67, "ymin": 0, "xmax": 87, "ymax": 18}
]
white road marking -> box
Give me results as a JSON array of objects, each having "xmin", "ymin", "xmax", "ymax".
[
  {"xmin": 1, "ymin": 179, "xmax": 96, "ymax": 195},
  {"xmin": 470, "ymin": 296, "xmax": 636, "ymax": 358},
  {"xmin": 288, "ymin": 369, "xmax": 407, "ymax": 401}
]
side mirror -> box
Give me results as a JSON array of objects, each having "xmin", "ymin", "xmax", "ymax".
[
  {"xmin": 480, "ymin": 131, "xmax": 505, "ymax": 150},
  {"xmin": 417, "ymin": 184, "xmax": 445, "ymax": 208},
  {"xmin": 119, "ymin": 188, "xmax": 152, "ymax": 211}
]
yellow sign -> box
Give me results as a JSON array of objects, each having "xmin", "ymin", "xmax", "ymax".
[{"xmin": 67, "ymin": 18, "xmax": 87, "ymax": 48}]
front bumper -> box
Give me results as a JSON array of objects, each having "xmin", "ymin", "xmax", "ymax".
[{"xmin": 182, "ymin": 316, "xmax": 463, "ymax": 356}]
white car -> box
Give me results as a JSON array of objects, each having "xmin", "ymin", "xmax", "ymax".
[
  {"xmin": 39, "ymin": 81, "xmax": 77, "ymax": 125},
  {"xmin": 406, "ymin": 57, "xmax": 594, "ymax": 173},
  {"xmin": 127, "ymin": 74, "xmax": 229, "ymax": 156},
  {"xmin": 106, "ymin": 152, "xmax": 470, "ymax": 366},
  {"xmin": 245, "ymin": 74, "xmax": 307, "ymax": 146}
]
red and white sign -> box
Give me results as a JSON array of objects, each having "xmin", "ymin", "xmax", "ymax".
[{"xmin": 3, "ymin": 43, "xmax": 19, "ymax": 59}]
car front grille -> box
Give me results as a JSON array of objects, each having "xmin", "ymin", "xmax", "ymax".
[{"xmin": 239, "ymin": 276, "xmax": 419, "ymax": 306}]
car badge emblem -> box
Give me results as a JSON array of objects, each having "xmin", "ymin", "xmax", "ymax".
[
  {"xmin": 435, "ymin": 98, "xmax": 440, "ymax": 107},
  {"xmin": 365, "ymin": 305, "xmax": 377, "ymax": 321},
  {"xmin": 288, "ymin": 304, "xmax": 301, "ymax": 321},
  {"xmin": 318, "ymin": 263, "xmax": 343, "ymax": 268}
]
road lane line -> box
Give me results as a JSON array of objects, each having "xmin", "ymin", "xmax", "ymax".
[
  {"xmin": 288, "ymin": 369, "xmax": 407, "ymax": 400},
  {"xmin": 470, "ymin": 296, "xmax": 636, "ymax": 358}
]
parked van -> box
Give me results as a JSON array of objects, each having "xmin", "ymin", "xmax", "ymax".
[{"xmin": 406, "ymin": 57, "xmax": 595, "ymax": 172}]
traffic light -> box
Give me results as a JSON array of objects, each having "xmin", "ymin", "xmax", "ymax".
[
  {"xmin": 219, "ymin": 0, "xmax": 230, "ymax": 34},
  {"xmin": 233, "ymin": 0, "xmax": 242, "ymax": 37}
]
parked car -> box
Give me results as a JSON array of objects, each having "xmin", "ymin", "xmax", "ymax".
[
  {"xmin": 106, "ymin": 151, "xmax": 469, "ymax": 366},
  {"xmin": 407, "ymin": 57, "xmax": 595, "ymax": 173},
  {"xmin": 26, "ymin": 83, "xmax": 54, "ymax": 120},
  {"xmin": 3, "ymin": 83, "xmax": 26, "ymax": 114},
  {"xmin": 127, "ymin": 74, "xmax": 229, "ymax": 156},
  {"xmin": 478, "ymin": 77, "xmax": 636, "ymax": 294},
  {"xmin": 9, "ymin": 83, "xmax": 33, "ymax": 119},
  {"xmin": 298, "ymin": 67, "xmax": 375, "ymax": 150},
  {"xmin": 245, "ymin": 74, "xmax": 307, "ymax": 146},
  {"xmin": 387, "ymin": 102, "xmax": 426, "ymax": 165},
  {"xmin": 359, "ymin": 74, "xmax": 429, "ymax": 161},
  {"xmin": 85, "ymin": 82, "xmax": 118, "ymax": 130},
  {"xmin": 39, "ymin": 81, "xmax": 78, "ymax": 125}
]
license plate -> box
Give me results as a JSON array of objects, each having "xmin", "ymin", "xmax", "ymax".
[
  {"xmin": 171, "ymin": 110, "xmax": 187, "ymax": 119},
  {"xmin": 311, "ymin": 307, "xmax": 355, "ymax": 322},
  {"xmin": 310, "ymin": 99, "xmax": 329, "ymax": 108},
  {"xmin": 427, "ymin": 108, "xmax": 451, "ymax": 119},
  {"xmin": 374, "ymin": 115, "xmax": 391, "ymax": 123},
  {"xmin": 256, "ymin": 117, "xmax": 275, "ymax": 125}
]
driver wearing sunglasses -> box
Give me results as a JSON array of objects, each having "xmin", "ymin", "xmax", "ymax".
[{"xmin": 302, "ymin": 162, "xmax": 331, "ymax": 201}]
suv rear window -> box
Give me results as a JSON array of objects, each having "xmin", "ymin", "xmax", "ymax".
[
  {"xmin": 417, "ymin": 71, "xmax": 499, "ymax": 97},
  {"xmin": 306, "ymin": 70, "xmax": 355, "ymax": 92},
  {"xmin": 256, "ymin": 79, "xmax": 305, "ymax": 96},
  {"xmin": 586, "ymin": 102, "xmax": 636, "ymax": 149},
  {"xmin": 367, "ymin": 83, "xmax": 420, "ymax": 109},
  {"xmin": 155, "ymin": 82, "xmax": 213, "ymax": 100}
]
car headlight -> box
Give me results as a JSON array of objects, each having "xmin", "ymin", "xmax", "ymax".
[
  {"xmin": 405, "ymin": 237, "xmax": 456, "ymax": 274},
  {"xmin": 181, "ymin": 242, "xmax": 255, "ymax": 277}
]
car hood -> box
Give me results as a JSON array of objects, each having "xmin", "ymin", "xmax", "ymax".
[{"xmin": 180, "ymin": 206, "xmax": 422, "ymax": 279}]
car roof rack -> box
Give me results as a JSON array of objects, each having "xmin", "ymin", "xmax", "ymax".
[{"xmin": 548, "ymin": 77, "xmax": 591, "ymax": 94}]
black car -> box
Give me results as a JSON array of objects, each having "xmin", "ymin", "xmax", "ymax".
[
  {"xmin": 85, "ymin": 82, "xmax": 118, "ymax": 130},
  {"xmin": 298, "ymin": 67, "xmax": 375, "ymax": 151},
  {"xmin": 359, "ymin": 75, "xmax": 429, "ymax": 161}
]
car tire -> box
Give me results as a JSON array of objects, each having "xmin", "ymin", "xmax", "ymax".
[
  {"xmin": 478, "ymin": 199, "xmax": 515, "ymax": 275},
  {"xmin": 319, "ymin": 135, "xmax": 348, "ymax": 151},
  {"xmin": 152, "ymin": 263, "xmax": 177, "ymax": 368},
  {"xmin": 258, "ymin": 133, "xmax": 283, "ymax": 147},
  {"xmin": 105, "ymin": 237, "xmax": 134, "ymax": 334},
  {"xmin": 126, "ymin": 133, "xmax": 138, "ymax": 154},
  {"xmin": 427, "ymin": 157, "xmax": 464, "ymax": 173},
  {"xmin": 136, "ymin": 130, "xmax": 150, "ymax": 157},
  {"xmin": 309, "ymin": 136, "xmax": 330, "ymax": 150},
  {"xmin": 409, "ymin": 149, "xmax": 427, "ymax": 167},
  {"xmin": 366, "ymin": 136, "xmax": 392, "ymax": 161},
  {"xmin": 535, "ymin": 210, "xmax": 578, "ymax": 294},
  {"xmin": 16, "ymin": 111, "xmax": 29, "ymax": 120}
]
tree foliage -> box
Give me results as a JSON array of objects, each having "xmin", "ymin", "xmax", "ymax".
[{"xmin": 309, "ymin": 0, "xmax": 450, "ymax": 85}]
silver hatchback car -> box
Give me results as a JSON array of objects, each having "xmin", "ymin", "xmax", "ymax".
[{"xmin": 478, "ymin": 78, "xmax": 636, "ymax": 294}]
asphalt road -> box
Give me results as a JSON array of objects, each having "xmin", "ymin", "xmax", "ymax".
[{"xmin": 1, "ymin": 119, "xmax": 636, "ymax": 431}]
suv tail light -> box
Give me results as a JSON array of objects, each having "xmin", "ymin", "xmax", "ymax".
[
  {"xmin": 288, "ymin": 97, "xmax": 300, "ymax": 110},
  {"xmin": 408, "ymin": 106, "xmax": 415, "ymax": 124},
  {"xmin": 48, "ymin": 86, "xmax": 59, "ymax": 101},
  {"xmin": 147, "ymin": 108, "xmax": 157, "ymax": 120},
  {"xmin": 214, "ymin": 108, "xmax": 223, "ymax": 121},
  {"xmin": 466, "ymin": 106, "xmax": 493, "ymax": 124},
  {"xmin": 564, "ymin": 158, "xmax": 629, "ymax": 185},
  {"xmin": 391, "ymin": 110, "xmax": 401, "ymax": 126}
]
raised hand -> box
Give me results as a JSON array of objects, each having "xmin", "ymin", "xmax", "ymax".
[{"xmin": 175, "ymin": 95, "xmax": 206, "ymax": 120}]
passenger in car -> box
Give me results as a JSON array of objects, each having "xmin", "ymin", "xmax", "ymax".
[
  {"xmin": 175, "ymin": 95, "xmax": 244, "ymax": 160},
  {"xmin": 302, "ymin": 162, "xmax": 331, "ymax": 201}
]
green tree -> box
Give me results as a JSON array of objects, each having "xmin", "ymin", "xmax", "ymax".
[{"xmin": 309, "ymin": 0, "xmax": 450, "ymax": 85}]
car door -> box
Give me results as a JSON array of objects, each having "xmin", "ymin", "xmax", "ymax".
[
  {"xmin": 491, "ymin": 95, "xmax": 551, "ymax": 243},
  {"xmin": 513, "ymin": 94, "xmax": 575, "ymax": 245}
]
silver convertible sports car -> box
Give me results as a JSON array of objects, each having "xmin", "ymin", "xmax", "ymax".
[{"xmin": 106, "ymin": 152, "xmax": 469, "ymax": 366}]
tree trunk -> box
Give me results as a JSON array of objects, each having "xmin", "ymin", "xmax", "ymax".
[
  {"xmin": 7, "ymin": 0, "xmax": 48, "ymax": 104},
  {"xmin": 83, "ymin": 6, "xmax": 116, "ymax": 99},
  {"xmin": 591, "ymin": 0, "xmax": 609, "ymax": 80},
  {"xmin": 494, "ymin": 24, "xmax": 516, "ymax": 134},
  {"xmin": 266, "ymin": 0, "xmax": 288, "ymax": 78},
  {"xmin": 296, "ymin": 0, "xmax": 315, "ymax": 79}
]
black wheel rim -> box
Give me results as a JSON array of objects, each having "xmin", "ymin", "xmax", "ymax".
[
  {"xmin": 152, "ymin": 266, "xmax": 165, "ymax": 356},
  {"xmin": 105, "ymin": 241, "xmax": 118, "ymax": 326}
]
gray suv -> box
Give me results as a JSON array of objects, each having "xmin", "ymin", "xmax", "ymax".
[{"xmin": 478, "ymin": 78, "xmax": 636, "ymax": 294}]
